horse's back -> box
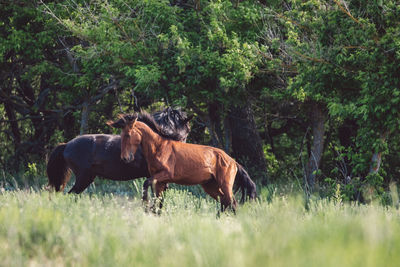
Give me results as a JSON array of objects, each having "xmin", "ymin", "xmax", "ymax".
[
  {"xmin": 172, "ymin": 141, "xmax": 234, "ymax": 165},
  {"xmin": 63, "ymin": 135, "xmax": 98, "ymax": 164},
  {"xmin": 63, "ymin": 134, "xmax": 148, "ymax": 180},
  {"xmin": 170, "ymin": 141, "xmax": 236, "ymax": 184}
]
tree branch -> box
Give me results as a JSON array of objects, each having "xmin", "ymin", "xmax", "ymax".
[{"xmin": 332, "ymin": 0, "xmax": 362, "ymax": 26}]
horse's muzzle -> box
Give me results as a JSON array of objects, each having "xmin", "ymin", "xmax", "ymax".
[{"xmin": 122, "ymin": 152, "xmax": 134, "ymax": 163}]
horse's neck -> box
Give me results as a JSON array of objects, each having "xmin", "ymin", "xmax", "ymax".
[{"xmin": 136, "ymin": 122, "xmax": 163, "ymax": 157}]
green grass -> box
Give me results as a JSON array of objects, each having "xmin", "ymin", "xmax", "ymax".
[{"xmin": 1, "ymin": 186, "xmax": 400, "ymax": 267}]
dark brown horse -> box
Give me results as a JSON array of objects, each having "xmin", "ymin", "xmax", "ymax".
[
  {"xmin": 47, "ymin": 107, "xmax": 192, "ymax": 197},
  {"xmin": 109, "ymin": 113, "xmax": 257, "ymax": 212}
]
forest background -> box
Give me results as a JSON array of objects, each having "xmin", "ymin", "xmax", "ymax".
[{"xmin": 1, "ymin": 0, "xmax": 400, "ymax": 202}]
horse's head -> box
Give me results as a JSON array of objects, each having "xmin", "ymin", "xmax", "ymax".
[
  {"xmin": 153, "ymin": 107, "xmax": 193, "ymax": 142},
  {"xmin": 107, "ymin": 113, "xmax": 141, "ymax": 163}
]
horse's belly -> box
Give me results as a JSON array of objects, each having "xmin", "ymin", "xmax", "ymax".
[
  {"xmin": 92, "ymin": 162, "xmax": 149, "ymax": 181},
  {"xmin": 172, "ymin": 168, "xmax": 213, "ymax": 185}
]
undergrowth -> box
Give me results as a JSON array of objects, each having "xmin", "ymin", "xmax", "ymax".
[{"xmin": 1, "ymin": 186, "xmax": 400, "ymax": 266}]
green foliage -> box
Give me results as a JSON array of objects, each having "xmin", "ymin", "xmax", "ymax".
[
  {"xmin": 275, "ymin": 0, "xmax": 400, "ymax": 188},
  {"xmin": 2, "ymin": 0, "xmax": 400, "ymax": 192}
]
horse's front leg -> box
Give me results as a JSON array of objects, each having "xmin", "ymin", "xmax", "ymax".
[
  {"xmin": 153, "ymin": 181, "xmax": 168, "ymax": 214},
  {"xmin": 141, "ymin": 179, "xmax": 152, "ymax": 213},
  {"xmin": 142, "ymin": 178, "xmax": 168, "ymax": 201},
  {"xmin": 142, "ymin": 179, "xmax": 151, "ymax": 202},
  {"xmin": 149, "ymin": 171, "xmax": 171, "ymax": 214}
]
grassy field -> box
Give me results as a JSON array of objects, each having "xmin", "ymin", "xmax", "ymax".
[{"xmin": 1, "ymin": 181, "xmax": 400, "ymax": 267}]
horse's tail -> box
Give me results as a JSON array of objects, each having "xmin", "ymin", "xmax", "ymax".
[
  {"xmin": 234, "ymin": 163, "xmax": 257, "ymax": 203},
  {"xmin": 46, "ymin": 143, "xmax": 71, "ymax": 192}
]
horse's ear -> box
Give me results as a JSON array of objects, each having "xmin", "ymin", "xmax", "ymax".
[
  {"xmin": 183, "ymin": 114, "xmax": 194, "ymax": 123},
  {"xmin": 107, "ymin": 120, "xmax": 116, "ymax": 128},
  {"xmin": 133, "ymin": 117, "xmax": 138, "ymax": 125},
  {"xmin": 107, "ymin": 119, "xmax": 124, "ymax": 129},
  {"xmin": 126, "ymin": 113, "xmax": 138, "ymax": 125}
]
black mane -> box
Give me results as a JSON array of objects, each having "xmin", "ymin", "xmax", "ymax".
[
  {"xmin": 153, "ymin": 107, "xmax": 188, "ymax": 129},
  {"xmin": 109, "ymin": 107, "xmax": 190, "ymax": 142},
  {"xmin": 137, "ymin": 111, "xmax": 184, "ymax": 141}
]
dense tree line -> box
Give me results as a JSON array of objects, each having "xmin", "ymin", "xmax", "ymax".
[{"xmin": 1, "ymin": 0, "xmax": 399, "ymax": 199}]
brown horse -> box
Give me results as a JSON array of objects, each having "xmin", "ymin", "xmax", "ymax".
[{"xmin": 109, "ymin": 113, "xmax": 257, "ymax": 212}]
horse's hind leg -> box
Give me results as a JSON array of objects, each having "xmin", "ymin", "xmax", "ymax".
[
  {"xmin": 220, "ymin": 185, "xmax": 236, "ymax": 213},
  {"xmin": 201, "ymin": 179, "xmax": 223, "ymax": 201},
  {"xmin": 217, "ymin": 165, "xmax": 238, "ymax": 213},
  {"xmin": 69, "ymin": 171, "xmax": 95, "ymax": 194},
  {"xmin": 220, "ymin": 190, "xmax": 237, "ymax": 214},
  {"xmin": 201, "ymin": 179, "xmax": 228, "ymax": 217}
]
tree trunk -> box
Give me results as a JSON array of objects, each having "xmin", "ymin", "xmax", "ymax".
[
  {"xmin": 305, "ymin": 102, "xmax": 326, "ymax": 192},
  {"xmin": 3, "ymin": 101, "xmax": 21, "ymax": 150},
  {"xmin": 338, "ymin": 119, "xmax": 358, "ymax": 180},
  {"xmin": 208, "ymin": 102, "xmax": 224, "ymax": 149},
  {"xmin": 228, "ymin": 102, "xmax": 267, "ymax": 183},
  {"xmin": 62, "ymin": 112, "xmax": 77, "ymax": 140},
  {"xmin": 80, "ymin": 101, "xmax": 90, "ymax": 135},
  {"xmin": 369, "ymin": 131, "xmax": 389, "ymax": 174},
  {"xmin": 224, "ymin": 116, "xmax": 232, "ymax": 153}
]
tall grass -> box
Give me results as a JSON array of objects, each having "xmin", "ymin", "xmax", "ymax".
[{"xmin": 1, "ymin": 186, "xmax": 400, "ymax": 267}]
